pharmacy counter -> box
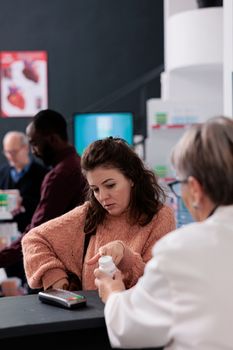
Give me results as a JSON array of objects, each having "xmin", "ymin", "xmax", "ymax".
[
  {"xmin": 0, "ymin": 290, "xmax": 110, "ymax": 349},
  {"xmin": 0, "ymin": 290, "xmax": 164, "ymax": 349}
]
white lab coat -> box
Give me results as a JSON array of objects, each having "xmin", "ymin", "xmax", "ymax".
[{"xmin": 104, "ymin": 205, "xmax": 233, "ymax": 349}]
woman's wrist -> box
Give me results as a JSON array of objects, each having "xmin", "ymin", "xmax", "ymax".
[{"xmin": 51, "ymin": 278, "xmax": 69, "ymax": 290}]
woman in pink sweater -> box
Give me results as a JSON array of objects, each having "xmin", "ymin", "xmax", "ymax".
[{"xmin": 22, "ymin": 137, "xmax": 175, "ymax": 291}]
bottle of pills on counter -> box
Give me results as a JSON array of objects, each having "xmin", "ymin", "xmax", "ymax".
[{"xmin": 98, "ymin": 255, "xmax": 116, "ymax": 277}]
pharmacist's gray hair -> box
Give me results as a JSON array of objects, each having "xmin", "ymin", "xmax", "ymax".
[
  {"xmin": 3, "ymin": 131, "xmax": 29, "ymax": 146},
  {"xmin": 171, "ymin": 116, "xmax": 233, "ymax": 205}
]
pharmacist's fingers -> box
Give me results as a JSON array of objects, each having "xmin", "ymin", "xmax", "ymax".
[
  {"xmin": 113, "ymin": 269, "xmax": 123, "ymax": 281},
  {"xmin": 94, "ymin": 268, "xmax": 111, "ymax": 279}
]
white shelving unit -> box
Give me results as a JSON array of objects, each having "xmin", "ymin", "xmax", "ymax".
[
  {"xmin": 0, "ymin": 193, "xmax": 20, "ymax": 249},
  {"xmin": 223, "ymin": 0, "xmax": 233, "ymax": 116},
  {"xmin": 145, "ymin": 0, "xmax": 223, "ymax": 177},
  {"xmin": 0, "ymin": 202, "xmax": 21, "ymax": 294}
]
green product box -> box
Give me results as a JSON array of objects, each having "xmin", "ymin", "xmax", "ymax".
[{"xmin": 155, "ymin": 112, "xmax": 167, "ymax": 125}]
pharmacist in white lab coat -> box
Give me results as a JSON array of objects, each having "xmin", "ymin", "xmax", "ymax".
[{"xmin": 94, "ymin": 116, "xmax": 233, "ymax": 350}]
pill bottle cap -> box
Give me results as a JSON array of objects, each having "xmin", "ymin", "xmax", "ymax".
[{"xmin": 98, "ymin": 255, "xmax": 114, "ymax": 267}]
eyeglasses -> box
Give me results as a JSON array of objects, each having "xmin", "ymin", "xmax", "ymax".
[{"xmin": 168, "ymin": 179, "xmax": 188, "ymax": 198}]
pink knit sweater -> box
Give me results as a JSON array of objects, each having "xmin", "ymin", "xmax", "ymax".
[{"xmin": 22, "ymin": 202, "xmax": 175, "ymax": 290}]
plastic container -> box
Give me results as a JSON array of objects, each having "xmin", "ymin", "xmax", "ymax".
[
  {"xmin": 98, "ymin": 255, "xmax": 116, "ymax": 277},
  {"xmin": 0, "ymin": 193, "xmax": 8, "ymax": 212}
]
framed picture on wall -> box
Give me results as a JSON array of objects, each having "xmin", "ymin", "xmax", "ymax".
[{"xmin": 0, "ymin": 51, "xmax": 48, "ymax": 117}]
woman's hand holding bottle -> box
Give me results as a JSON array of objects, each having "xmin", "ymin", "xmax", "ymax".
[{"xmin": 87, "ymin": 240, "xmax": 125, "ymax": 266}]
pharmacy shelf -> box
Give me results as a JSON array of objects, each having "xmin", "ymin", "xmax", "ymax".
[
  {"xmin": 166, "ymin": 7, "xmax": 223, "ymax": 71},
  {"xmin": 151, "ymin": 124, "xmax": 193, "ymax": 129},
  {"xmin": 0, "ymin": 212, "xmax": 12, "ymax": 220}
]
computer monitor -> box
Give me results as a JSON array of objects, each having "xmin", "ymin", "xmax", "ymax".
[{"xmin": 72, "ymin": 112, "xmax": 134, "ymax": 155}]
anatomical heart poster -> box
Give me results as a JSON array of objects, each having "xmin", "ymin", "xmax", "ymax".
[{"xmin": 0, "ymin": 51, "xmax": 48, "ymax": 117}]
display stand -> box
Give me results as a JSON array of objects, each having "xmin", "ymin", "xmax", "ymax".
[
  {"xmin": 145, "ymin": 1, "xmax": 223, "ymax": 177},
  {"xmin": 145, "ymin": 0, "xmax": 224, "ymax": 227}
]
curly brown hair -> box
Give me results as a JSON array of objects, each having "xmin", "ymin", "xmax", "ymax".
[{"xmin": 81, "ymin": 137, "xmax": 166, "ymax": 235}]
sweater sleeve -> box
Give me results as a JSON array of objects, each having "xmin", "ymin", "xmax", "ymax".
[
  {"xmin": 22, "ymin": 227, "xmax": 68, "ymax": 290},
  {"xmin": 117, "ymin": 205, "xmax": 176, "ymax": 289},
  {"xmin": 22, "ymin": 204, "xmax": 88, "ymax": 290}
]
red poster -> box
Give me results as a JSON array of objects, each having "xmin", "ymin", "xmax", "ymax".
[{"xmin": 0, "ymin": 51, "xmax": 48, "ymax": 117}]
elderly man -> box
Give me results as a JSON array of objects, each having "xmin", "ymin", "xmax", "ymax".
[
  {"xmin": 0, "ymin": 131, "xmax": 48, "ymax": 232},
  {"xmin": 0, "ymin": 131, "xmax": 48, "ymax": 282}
]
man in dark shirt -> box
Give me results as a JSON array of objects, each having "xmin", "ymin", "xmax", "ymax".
[
  {"xmin": 0, "ymin": 109, "xmax": 87, "ymax": 286},
  {"xmin": 0, "ymin": 131, "xmax": 48, "ymax": 282}
]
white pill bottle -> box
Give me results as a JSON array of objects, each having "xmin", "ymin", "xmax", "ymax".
[{"xmin": 98, "ymin": 255, "xmax": 116, "ymax": 277}]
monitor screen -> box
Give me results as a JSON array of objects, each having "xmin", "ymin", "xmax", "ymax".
[{"xmin": 73, "ymin": 112, "xmax": 134, "ymax": 155}]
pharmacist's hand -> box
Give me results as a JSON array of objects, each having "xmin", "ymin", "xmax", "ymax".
[
  {"xmin": 94, "ymin": 268, "xmax": 125, "ymax": 303},
  {"xmin": 11, "ymin": 194, "xmax": 25, "ymax": 216},
  {"xmin": 50, "ymin": 278, "xmax": 69, "ymax": 290},
  {"xmin": 11, "ymin": 205, "xmax": 25, "ymax": 217},
  {"xmin": 86, "ymin": 240, "xmax": 125, "ymax": 266}
]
